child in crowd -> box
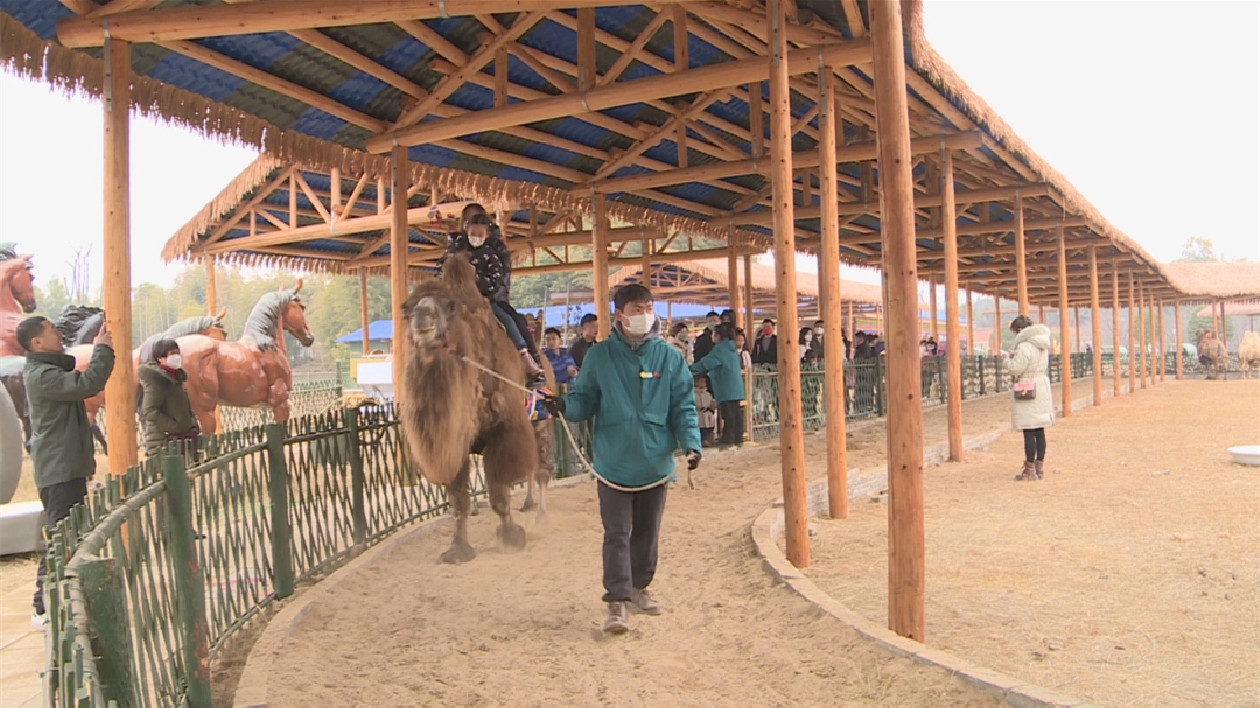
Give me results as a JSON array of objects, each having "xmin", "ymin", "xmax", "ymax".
[{"xmin": 694, "ymin": 374, "xmax": 718, "ymax": 447}]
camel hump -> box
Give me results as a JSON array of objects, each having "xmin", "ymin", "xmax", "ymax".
[{"xmin": 441, "ymin": 252, "xmax": 479, "ymax": 293}]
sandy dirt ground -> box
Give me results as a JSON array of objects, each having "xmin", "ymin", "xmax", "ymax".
[
  {"xmin": 251, "ymin": 389, "xmax": 1051, "ymax": 707},
  {"xmin": 806, "ymin": 379, "xmax": 1260, "ymax": 708}
]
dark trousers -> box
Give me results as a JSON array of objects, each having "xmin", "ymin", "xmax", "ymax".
[
  {"xmin": 718, "ymin": 400, "xmax": 744, "ymax": 445},
  {"xmin": 597, "ymin": 481, "xmax": 667, "ymax": 602},
  {"xmin": 1022, "ymin": 428, "xmax": 1047, "ymax": 462},
  {"xmin": 34, "ymin": 477, "xmax": 88, "ymax": 614}
]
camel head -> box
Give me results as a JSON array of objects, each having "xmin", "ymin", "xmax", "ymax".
[{"xmin": 402, "ymin": 255, "xmax": 483, "ymax": 361}]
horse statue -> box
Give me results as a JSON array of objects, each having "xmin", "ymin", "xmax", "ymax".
[
  {"xmin": 176, "ymin": 282, "xmax": 314, "ymax": 434},
  {"xmin": 0, "ymin": 254, "xmax": 37, "ymax": 357},
  {"xmin": 400, "ymin": 254, "xmax": 533, "ymax": 563},
  {"xmin": 1196, "ymin": 328, "xmax": 1229, "ymax": 380},
  {"xmin": 133, "ymin": 309, "xmax": 229, "ymax": 433}
]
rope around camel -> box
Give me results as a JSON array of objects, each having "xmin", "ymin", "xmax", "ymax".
[{"xmin": 456, "ymin": 355, "xmax": 677, "ymax": 494}]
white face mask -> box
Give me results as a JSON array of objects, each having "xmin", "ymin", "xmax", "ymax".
[
  {"xmin": 623, "ymin": 312, "xmax": 655, "ymax": 336},
  {"xmin": 804, "ymin": 334, "xmax": 813, "ymax": 343},
  {"xmin": 165, "ymin": 354, "xmax": 183, "ymax": 369},
  {"xmin": 814, "ymin": 327, "xmax": 824, "ymax": 335},
  {"xmin": 468, "ymin": 236, "xmax": 486, "ymax": 248}
]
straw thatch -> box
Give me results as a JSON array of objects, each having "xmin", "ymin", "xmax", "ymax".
[{"xmin": 1159, "ymin": 261, "xmax": 1260, "ymax": 302}]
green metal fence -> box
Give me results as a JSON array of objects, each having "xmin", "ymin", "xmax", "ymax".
[{"xmin": 42, "ymin": 406, "xmax": 590, "ymax": 707}]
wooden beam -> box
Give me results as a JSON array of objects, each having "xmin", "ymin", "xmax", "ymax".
[
  {"xmin": 205, "ymin": 166, "xmax": 294, "ymax": 244},
  {"xmin": 817, "ymin": 66, "xmax": 848, "ymax": 519},
  {"xmin": 840, "ymin": 0, "xmax": 866, "ymax": 38},
  {"xmin": 732, "ymin": 184, "xmax": 1057, "ymax": 227},
  {"xmin": 396, "ymin": 20, "xmax": 467, "ymax": 67},
  {"xmin": 748, "ymin": 81, "xmax": 765, "ymax": 158},
  {"xmin": 872, "ymin": 0, "xmax": 925, "ymax": 642},
  {"xmin": 103, "ymin": 37, "xmax": 137, "ymax": 474},
  {"xmin": 365, "ymin": 40, "xmax": 872, "ymax": 152},
  {"xmin": 592, "ymin": 194, "xmax": 611, "ymax": 340},
  {"xmin": 769, "ymin": 0, "xmax": 809, "ymax": 570},
  {"xmin": 512, "ymin": 244, "xmax": 755, "ymax": 274},
  {"xmin": 589, "ymin": 90, "xmax": 731, "ymax": 181},
  {"xmin": 290, "ymin": 28, "xmax": 425, "ymax": 98},
  {"xmin": 589, "ymin": 131, "xmax": 984, "ymax": 192},
  {"xmin": 673, "ymin": 5, "xmax": 690, "ymax": 169},
  {"xmin": 58, "ymin": 0, "xmax": 701, "ymax": 47}
]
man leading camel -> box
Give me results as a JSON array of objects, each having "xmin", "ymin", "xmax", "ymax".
[{"xmin": 544, "ymin": 284, "xmax": 701, "ymax": 634}]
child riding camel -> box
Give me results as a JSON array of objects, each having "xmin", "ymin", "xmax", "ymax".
[{"xmin": 437, "ymin": 206, "xmax": 545, "ymax": 382}]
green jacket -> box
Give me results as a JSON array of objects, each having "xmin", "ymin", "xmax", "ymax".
[
  {"xmin": 690, "ymin": 339, "xmax": 745, "ymax": 403},
  {"xmin": 562, "ymin": 328, "xmax": 701, "ymax": 488},
  {"xmin": 138, "ymin": 363, "xmax": 197, "ymax": 456},
  {"xmin": 23, "ymin": 345, "xmax": 114, "ymax": 489}
]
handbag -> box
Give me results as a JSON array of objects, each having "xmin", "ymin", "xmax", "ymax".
[{"xmin": 1012, "ymin": 380, "xmax": 1036, "ymax": 400}]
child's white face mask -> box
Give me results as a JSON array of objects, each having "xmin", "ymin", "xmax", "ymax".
[{"xmin": 165, "ymin": 354, "xmax": 183, "ymax": 369}]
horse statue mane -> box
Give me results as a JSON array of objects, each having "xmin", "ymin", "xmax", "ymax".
[
  {"xmin": 244, "ymin": 288, "xmax": 300, "ymax": 350},
  {"xmin": 0, "ymin": 243, "xmax": 18, "ymax": 260},
  {"xmin": 137, "ymin": 312, "xmax": 228, "ymax": 363},
  {"xmin": 55, "ymin": 306, "xmax": 105, "ymax": 348}
]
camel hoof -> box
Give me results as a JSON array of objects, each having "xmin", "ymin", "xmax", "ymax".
[
  {"xmin": 439, "ymin": 543, "xmax": 477, "ymax": 564},
  {"xmin": 520, "ymin": 498, "xmax": 536, "ymax": 512},
  {"xmin": 498, "ymin": 522, "xmax": 527, "ymax": 549}
]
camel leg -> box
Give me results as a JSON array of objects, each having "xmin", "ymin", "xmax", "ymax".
[
  {"xmin": 439, "ymin": 459, "xmax": 476, "ymax": 564},
  {"xmin": 489, "ymin": 481, "xmax": 526, "ymax": 549},
  {"xmin": 521, "ymin": 473, "xmax": 536, "ymax": 512}
]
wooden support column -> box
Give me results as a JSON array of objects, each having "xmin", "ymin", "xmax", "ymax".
[
  {"xmin": 727, "ymin": 226, "xmax": 739, "ymax": 314},
  {"xmin": 1074, "ymin": 308, "xmax": 1082, "ymax": 354},
  {"xmin": 748, "ymin": 82, "xmax": 765, "ymax": 158},
  {"xmin": 1174, "ymin": 299, "xmax": 1183, "ymax": 379},
  {"xmin": 1137, "ymin": 280, "xmax": 1147, "ymax": 390},
  {"xmin": 1055, "ymin": 224, "xmax": 1072, "ymax": 417},
  {"xmin": 743, "ymin": 251, "xmax": 753, "ymax": 336},
  {"xmin": 390, "ymin": 145, "xmax": 409, "ymax": 404},
  {"xmin": 592, "ymin": 195, "xmax": 611, "ymax": 340},
  {"xmin": 1158, "ymin": 300, "xmax": 1166, "ymax": 382},
  {"xmin": 847, "ymin": 301, "xmax": 856, "ymax": 356},
  {"xmin": 941, "ymin": 151, "xmax": 963, "ymax": 461},
  {"xmin": 1111, "ymin": 259, "xmax": 1121, "ymax": 397},
  {"xmin": 965, "ymin": 286, "xmax": 974, "ymax": 356},
  {"xmin": 1134, "ymin": 269, "xmax": 1144, "ymax": 390},
  {"xmin": 641, "ymin": 232, "xmax": 652, "ymax": 290},
  {"xmin": 928, "ymin": 273, "xmax": 938, "ymax": 342},
  {"xmin": 103, "ymin": 37, "xmax": 137, "ymax": 475},
  {"xmin": 1088, "ymin": 245, "xmax": 1102, "ymax": 404},
  {"xmin": 768, "ymin": 0, "xmax": 809, "ymax": 568},
  {"xmin": 871, "ymin": 0, "xmax": 925, "ymax": 642},
  {"xmin": 360, "ymin": 268, "xmax": 370, "ymax": 356},
  {"xmin": 1211, "ymin": 299, "xmax": 1220, "ymax": 337},
  {"xmin": 1014, "ymin": 191, "xmax": 1029, "ymax": 316},
  {"xmin": 817, "ymin": 65, "xmax": 848, "ymax": 518},
  {"xmin": 1147, "ymin": 290, "xmax": 1155, "ymax": 387},
  {"xmin": 204, "ymin": 253, "xmax": 217, "ymax": 315},
  {"xmin": 1038, "ymin": 304, "xmax": 1045, "ymax": 324},
  {"xmin": 993, "ymin": 297, "xmax": 1002, "ymax": 352}
]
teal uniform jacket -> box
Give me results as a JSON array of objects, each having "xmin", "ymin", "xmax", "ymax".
[
  {"xmin": 689, "ymin": 339, "xmax": 745, "ymax": 403},
  {"xmin": 562, "ymin": 328, "xmax": 701, "ymax": 488}
]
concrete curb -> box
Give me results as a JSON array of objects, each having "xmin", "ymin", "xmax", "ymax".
[{"xmin": 750, "ymin": 416, "xmax": 1116, "ymax": 707}]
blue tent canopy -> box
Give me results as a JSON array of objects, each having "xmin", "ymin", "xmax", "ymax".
[{"xmin": 335, "ymin": 320, "xmax": 395, "ymax": 344}]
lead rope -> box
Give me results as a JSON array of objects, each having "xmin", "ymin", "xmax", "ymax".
[{"xmin": 455, "ymin": 355, "xmax": 675, "ymax": 493}]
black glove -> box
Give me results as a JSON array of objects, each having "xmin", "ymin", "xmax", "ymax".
[
  {"xmin": 542, "ymin": 394, "xmax": 565, "ymax": 416},
  {"xmin": 686, "ymin": 450, "xmax": 701, "ymax": 470}
]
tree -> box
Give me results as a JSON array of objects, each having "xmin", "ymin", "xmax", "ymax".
[
  {"xmin": 33, "ymin": 279, "xmax": 70, "ymax": 321},
  {"xmin": 1176, "ymin": 236, "xmax": 1220, "ymax": 262}
]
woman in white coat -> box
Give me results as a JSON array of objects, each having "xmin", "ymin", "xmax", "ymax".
[{"xmin": 1003, "ymin": 315, "xmax": 1055, "ymax": 481}]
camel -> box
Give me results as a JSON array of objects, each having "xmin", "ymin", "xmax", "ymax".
[
  {"xmin": 400, "ymin": 254, "xmax": 534, "ymax": 563},
  {"xmin": 1196, "ymin": 328, "xmax": 1229, "ymax": 380},
  {"xmin": 1238, "ymin": 331, "xmax": 1260, "ymax": 379}
]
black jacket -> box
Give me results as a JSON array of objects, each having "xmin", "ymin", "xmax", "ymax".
[
  {"xmin": 23, "ymin": 345, "xmax": 113, "ymax": 488},
  {"xmin": 570, "ymin": 336, "xmax": 596, "ymax": 369},
  {"xmin": 692, "ymin": 330, "xmax": 715, "ymax": 362},
  {"xmin": 437, "ymin": 228, "xmax": 512, "ymax": 303},
  {"xmin": 751, "ymin": 334, "xmax": 778, "ymax": 365},
  {"xmin": 138, "ymin": 363, "xmax": 198, "ymax": 456}
]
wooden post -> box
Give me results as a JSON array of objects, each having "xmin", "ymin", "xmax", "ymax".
[
  {"xmin": 103, "ymin": 37, "xmax": 137, "ymax": 475},
  {"xmin": 1134, "ymin": 269, "xmax": 1144, "ymax": 390},
  {"xmin": 1147, "ymin": 290, "xmax": 1156, "ymax": 386},
  {"xmin": 768, "ymin": 0, "xmax": 808, "ymax": 568},
  {"xmin": 359, "ymin": 267, "xmax": 370, "ymax": 356},
  {"xmin": 993, "ymin": 297, "xmax": 1002, "ymax": 353},
  {"xmin": 928, "ymin": 273, "xmax": 938, "ymax": 342},
  {"xmin": 941, "ymin": 151, "xmax": 963, "ymax": 461},
  {"xmin": 871, "ymin": 0, "xmax": 925, "ymax": 641},
  {"xmin": 1174, "ymin": 299, "xmax": 1183, "ymax": 379},
  {"xmin": 1074, "ymin": 307, "xmax": 1082, "ymax": 354},
  {"xmin": 817, "ymin": 65, "xmax": 848, "ymax": 518},
  {"xmin": 1014, "ymin": 191, "xmax": 1029, "ymax": 316},
  {"xmin": 1211, "ymin": 299, "xmax": 1220, "ymax": 337},
  {"xmin": 1089, "ymin": 244, "xmax": 1102, "ymax": 405},
  {"xmin": 390, "ymin": 144, "xmax": 408, "ymax": 404},
  {"xmin": 1112, "ymin": 259, "xmax": 1121, "ymax": 397},
  {"xmin": 965, "ymin": 286, "xmax": 974, "ymax": 356},
  {"xmin": 204, "ymin": 253, "xmax": 217, "ymax": 315},
  {"xmin": 749, "ymin": 81, "xmax": 765, "ymax": 158},
  {"xmin": 641, "ymin": 231, "xmax": 652, "ymax": 291},
  {"xmin": 727, "ymin": 226, "xmax": 739, "ymax": 315},
  {"xmin": 1137, "ymin": 280, "xmax": 1146, "ymax": 390},
  {"xmin": 1158, "ymin": 300, "xmax": 1166, "ymax": 382},
  {"xmin": 1056, "ymin": 224, "xmax": 1071, "ymax": 416},
  {"xmin": 847, "ymin": 301, "xmax": 856, "ymax": 356},
  {"xmin": 743, "ymin": 251, "xmax": 754, "ymax": 336},
  {"xmin": 592, "ymin": 194, "xmax": 611, "ymax": 340}
]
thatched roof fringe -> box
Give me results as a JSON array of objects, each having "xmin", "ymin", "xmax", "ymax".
[{"xmin": 162, "ymin": 155, "xmax": 287, "ymax": 261}]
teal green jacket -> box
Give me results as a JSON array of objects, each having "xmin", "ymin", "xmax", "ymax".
[
  {"xmin": 689, "ymin": 339, "xmax": 745, "ymax": 403},
  {"xmin": 562, "ymin": 329, "xmax": 701, "ymax": 488},
  {"xmin": 24, "ymin": 345, "xmax": 114, "ymax": 489}
]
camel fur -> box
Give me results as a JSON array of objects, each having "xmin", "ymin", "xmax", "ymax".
[
  {"xmin": 1238, "ymin": 331, "xmax": 1260, "ymax": 379},
  {"xmin": 400, "ymin": 254, "xmax": 535, "ymax": 563},
  {"xmin": 1196, "ymin": 328, "xmax": 1229, "ymax": 380}
]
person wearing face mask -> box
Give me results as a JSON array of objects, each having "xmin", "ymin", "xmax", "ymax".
[
  {"xmin": 692, "ymin": 311, "xmax": 719, "ymax": 362},
  {"xmin": 542, "ymin": 284, "xmax": 701, "ymax": 635},
  {"xmin": 17, "ymin": 315, "xmax": 114, "ymax": 629},
  {"xmin": 810, "ymin": 319, "xmax": 826, "ymax": 360},
  {"xmin": 666, "ymin": 321, "xmax": 693, "ymax": 364},
  {"xmin": 751, "ymin": 319, "xmax": 778, "ymax": 366},
  {"xmin": 437, "ymin": 207, "xmax": 545, "ymax": 382},
  {"xmin": 798, "ymin": 327, "xmax": 815, "ymax": 362},
  {"xmin": 138, "ymin": 339, "xmax": 199, "ymax": 458}
]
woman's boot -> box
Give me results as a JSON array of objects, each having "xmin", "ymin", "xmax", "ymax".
[
  {"xmin": 1014, "ymin": 460, "xmax": 1036, "ymax": 481},
  {"xmin": 1034, "ymin": 460, "xmax": 1045, "ymax": 480}
]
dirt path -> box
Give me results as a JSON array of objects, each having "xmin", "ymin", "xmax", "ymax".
[
  {"xmin": 806, "ymin": 380, "xmax": 1260, "ymax": 708},
  {"xmin": 256, "ymin": 389, "xmax": 1052, "ymax": 707}
]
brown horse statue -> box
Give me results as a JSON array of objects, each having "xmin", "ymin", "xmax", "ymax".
[
  {"xmin": 400, "ymin": 254, "xmax": 534, "ymax": 563},
  {"xmin": 176, "ymin": 282, "xmax": 313, "ymax": 434},
  {"xmin": 0, "ymin": 255, "xmax": 37, "ymax": 358},
  {"xmin": 1196, "ymin": 328, "xmax": 1229, "ymax": 380}
]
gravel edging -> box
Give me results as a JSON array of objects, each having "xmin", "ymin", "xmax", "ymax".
[{"xmin": 749, "ymin": 405, "xmax": 1117, "ymax": 708}]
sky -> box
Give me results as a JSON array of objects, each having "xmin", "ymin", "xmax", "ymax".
[{"xmin": 1, "ymin": 1, "xmax": 1257, "ymax": 295}]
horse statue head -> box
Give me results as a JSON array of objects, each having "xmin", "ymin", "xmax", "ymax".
[
  {"xmin": 242, "ymin": 280, "xmax": 314, "ymax": 350},
  {"xmin": 0, "ymin": 255, "xmax": 36, "ymax": 314}
]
